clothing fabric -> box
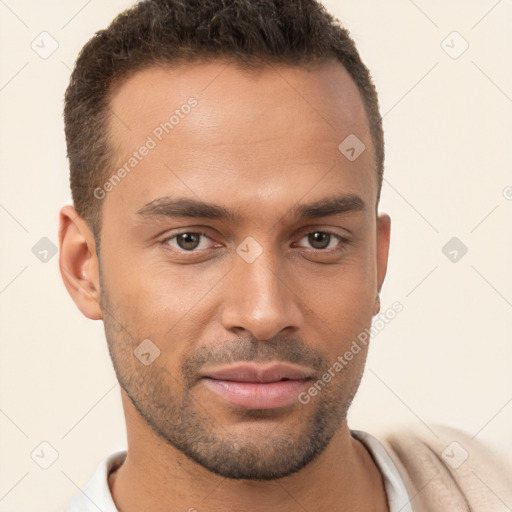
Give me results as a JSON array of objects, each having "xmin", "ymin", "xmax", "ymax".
[
  {"xmin": 352, "ymin": 429, "xmax": 414, "ymax": 511},
  {"xmin": 376, "ymin": 424, "xmax": 512, "ymax": 511},
  {"xmin": 62, "ymin": 450, "xmax": 125, "ymax": 512},
  {"xmin": 60, "ymin": 425, "xmax": 512, "ymax": 511}
]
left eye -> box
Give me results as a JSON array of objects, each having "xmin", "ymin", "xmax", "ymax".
[{"xmin": 296, "ymin": 231, "xmax": 343, "ymax": 250}]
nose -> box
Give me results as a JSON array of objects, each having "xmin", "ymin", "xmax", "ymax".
[{"xmin": 221, "ymin": 247, "xmax": 304, "ymax": 340}]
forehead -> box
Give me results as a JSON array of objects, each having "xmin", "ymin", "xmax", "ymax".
[{"xmin": 103, "ymin": 60, "xmax": 376, "ymax": 225}]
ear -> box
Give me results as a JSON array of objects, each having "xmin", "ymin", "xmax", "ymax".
[
  {"xmin": 373, "ymin": 212, "xmax": 391, "ymax": 316},
  {"xmin": 58, "ymin": 205, "xmax": 102, "ymax": 320}
]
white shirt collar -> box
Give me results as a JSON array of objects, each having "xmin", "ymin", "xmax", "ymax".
[{"xmin": 352, "ymin": 430, "xmax": 414, "ymax": 512}]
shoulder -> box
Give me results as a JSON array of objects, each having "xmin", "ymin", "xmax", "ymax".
[{"xmin": 371, "ymin": 424, "xmax": 512, "ymax": 512}]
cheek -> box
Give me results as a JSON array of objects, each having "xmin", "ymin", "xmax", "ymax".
[
  {"xmin": 100, "ymin": 255, "xmax": 228, "ymax": 346},
  {"xmin": 308, "ymin": 241, "xmax": 376, "ymax": 297},
  {"xmin": 300, "ymin": 256, "xmax": 377, "ymax": 350},
  {"xmin": 101, "ymin": 241, "xmax": 188, "ymax": 307},
  {"xmin": 319, "ymin": 295, "xmax": 374, "ymax": 360}
]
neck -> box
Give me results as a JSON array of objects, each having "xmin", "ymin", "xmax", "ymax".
[{"xmin": 109, "ymin": 393, "xmax": 389, "ymax": 512}]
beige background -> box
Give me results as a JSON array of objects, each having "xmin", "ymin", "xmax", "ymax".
[{"xmin": 1, "ymin": 1, "xmax": 511, "ymax": 510}]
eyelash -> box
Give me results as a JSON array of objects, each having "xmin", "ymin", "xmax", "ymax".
[{"xmin": 160, "ymin": 229, "xmax": 350, "ymax": 255}]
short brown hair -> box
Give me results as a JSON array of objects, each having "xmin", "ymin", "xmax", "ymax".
[{"xmin": 64, "ymin": 0, "xmax": 384, "ymax": 238}]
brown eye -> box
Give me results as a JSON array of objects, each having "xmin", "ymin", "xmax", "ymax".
[
  {"xmin": 164, "ymin": 232, "xmax": 213, "ymax": 252},
  {"xmin": 297, "ymin": 231, "xmax": 342, "ymax": 250},
  {"xmin": 307, "ymin": 232, "xmax": 331, "ymax": 249},
  {"xmin": 176, "ymin": 233, "xmax": 202, "ymax": 250}
]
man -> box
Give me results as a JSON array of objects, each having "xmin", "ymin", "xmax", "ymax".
[{"xmin": 58, "ymin": 1, "xmax": 512, "ymax": 511}]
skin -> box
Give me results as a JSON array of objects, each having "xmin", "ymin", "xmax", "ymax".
[{"xmin": 59, "ymin": 60, "xmax": 391, "ymax": 512}]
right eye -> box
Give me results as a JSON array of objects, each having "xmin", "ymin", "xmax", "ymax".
[{"xmin": 162, "ymin": 231, "xmax": 216, "ymax": 252}]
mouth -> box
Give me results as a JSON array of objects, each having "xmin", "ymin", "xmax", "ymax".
[{"xmin": 200, "ymin": 363, "xmax": 313, "ymax": 409}]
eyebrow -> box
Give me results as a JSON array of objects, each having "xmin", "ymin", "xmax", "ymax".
[{"xmin": 136, "ymin": 193, "xmax": 366, "ymax": 223}]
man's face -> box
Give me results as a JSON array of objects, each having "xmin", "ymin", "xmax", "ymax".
[{"xmin": 96, "ymin": 61, "xmax": 389, "ymax": 480}]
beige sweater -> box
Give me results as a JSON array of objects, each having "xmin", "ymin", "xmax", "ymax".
[{"xmin": 376, "ymin": 424, "xmax": 512, "ymax": 511}]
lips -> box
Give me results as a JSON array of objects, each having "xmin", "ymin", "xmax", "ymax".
[
  {"xmin": 200, "ymin": 363, "xmax": 314, "ymax": 383},
  {"xmin": 200, "ymin": 363, "xmax": 313, "ymax": 409}
]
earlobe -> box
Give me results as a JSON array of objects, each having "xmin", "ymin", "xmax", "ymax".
[
  {"xmin": 374, "ymin": 213, "xmax": 391, "ymax": 316},
  {"xmin": 373, "ymin": 293, "xmax": 381, "ymax": 316},
  {"xmin": 58, "ymin": 205, "xmax": 103, "ymax": 320}
]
